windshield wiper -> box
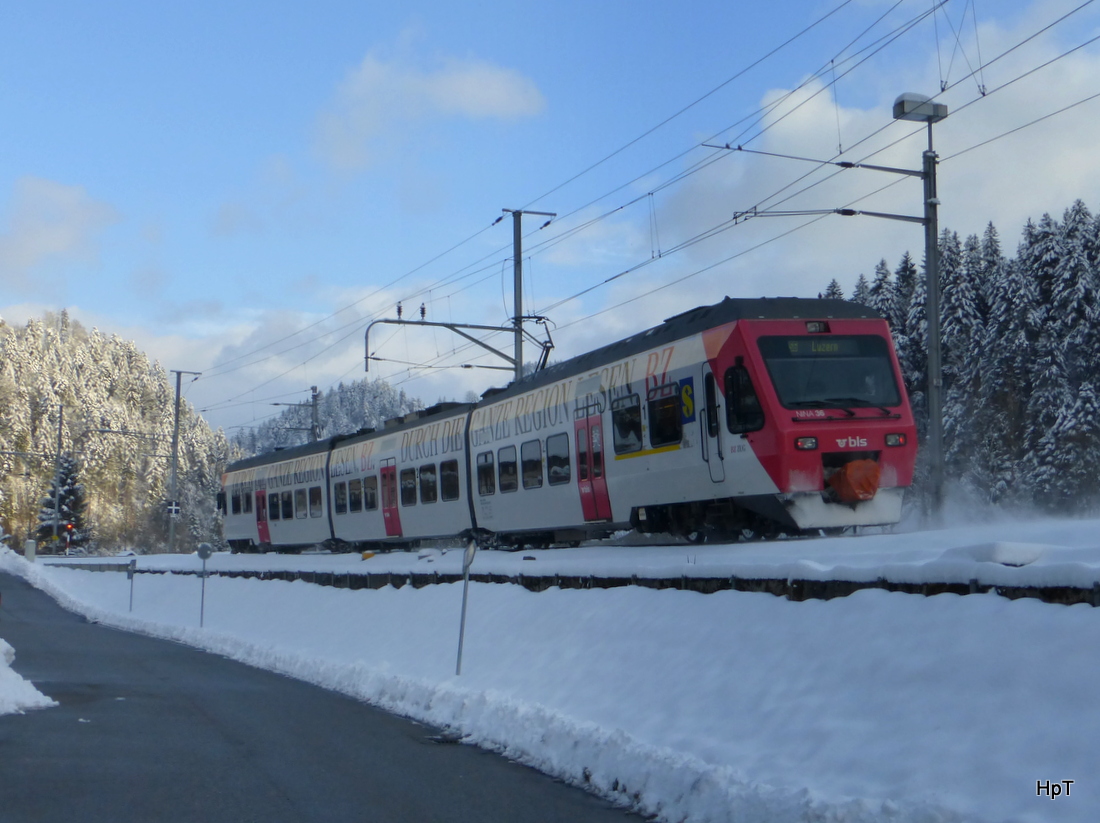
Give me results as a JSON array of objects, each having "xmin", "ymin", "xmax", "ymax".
[{"xmin": 824, "ymin": 397, "xmax": 893, "ymax": 416}]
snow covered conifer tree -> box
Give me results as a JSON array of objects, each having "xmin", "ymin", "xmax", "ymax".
[
  {"xmin": 1050, "ymin": 200, "xmax": 1099, "ymax": 387},
  {"xmin": 892, "ymin": 253, "xmax": 918, "ymax": 336},
  {"xmin": 902, "ymin": 252, "xmax": 928, "ymax": 401},
  {"xmin": 850, "ymin": 273, "xmax": 871, "ymax": 306},
  {"xmin": 940, "ymin": 231, "xmax": 985, "ymax": 493},
  {"xmin": 978, "ymin": 223, "xmax": 1005, "ymax": 322},
  {"xmin": 36, "ymin": 454, "xmax": 88, "ymax": 549},
  {"xmin": 823, "ymin": 279, "xmax": 844, "ymax": 299},
  {"xmin": 1014, "ymin": 213, "xmax": 1075, "ymax": 505},
  {"xmin": 1028, "ymin": 201, "xmax": 1100, "ymax": 506},
  {"xmin": 868, "ymin": 259, "xmax": 895, "ymax": 327}
]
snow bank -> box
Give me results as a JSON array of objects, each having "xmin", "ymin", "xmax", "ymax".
[
  {"xmin": 0, "ymin": 578, "xmax": 58, "ymax": 716},
  {"xmin": 6, "ymin": 525, "xmax": 1099, "ymax": 822},
  {"xmin": 0, "ymin": 640, "xmax": 55, "ymax": 716}
]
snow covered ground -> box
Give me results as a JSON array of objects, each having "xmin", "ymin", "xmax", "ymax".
[
  {"xmin": 0, "ymin": 636, "xmax": 56, "ymax": 716},
  {"xmin": 3, "ymin": 515, "xmax": 1100, "ymax": 822}
]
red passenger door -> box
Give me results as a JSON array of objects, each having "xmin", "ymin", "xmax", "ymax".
[
  {"xmin": 575, "ymin": 403, "xmax": 612, "ymax": 521},
  {"xmin": 380, "ymin": 461, "xmax": 403, "ymax": 537},
  {"xmin": 255, "ymin": 490, "xmax": 270, "ymax": 544}
]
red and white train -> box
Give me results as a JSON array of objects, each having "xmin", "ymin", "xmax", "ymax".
[{"xmin": 219, "ymin": 297, "xmax": 917, "ymax": 551}]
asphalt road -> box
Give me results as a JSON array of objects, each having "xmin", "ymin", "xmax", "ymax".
[{"xmin": 0, "ymin": 571, "xmax": 640, "ymax": 823}]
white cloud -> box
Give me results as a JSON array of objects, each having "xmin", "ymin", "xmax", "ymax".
[
  {"xmin": 315, "ymin": 45, "xmax": 546, "ymax": 172},
  {"xmin": 0, "ymin": 177, "xmax": 119, "ymax": 293}
]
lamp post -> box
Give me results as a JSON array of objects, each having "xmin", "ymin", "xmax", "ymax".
[
  {"xmin": 892, "ymin": 93, "xmax": 948, "ymax": 515},
  {"xmin": 169, "ymin": 369, "xmax": 201, "ymax": 551}
]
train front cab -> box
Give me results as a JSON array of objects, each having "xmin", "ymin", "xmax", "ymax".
[{"xmin": 715, "ymin": 315, "xmax": 917, "ymax": 532}]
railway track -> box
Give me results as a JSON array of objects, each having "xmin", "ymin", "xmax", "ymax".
[{"xmin": 49, "ymin": 561, "xmax": 1100, "ymax": 608}]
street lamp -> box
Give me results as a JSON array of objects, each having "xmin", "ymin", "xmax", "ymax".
[{"xmin": 893, "ymin": 93, "xmax": 948, "ymax": 515}]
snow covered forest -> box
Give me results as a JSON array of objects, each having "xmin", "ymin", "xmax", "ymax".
[
  {"xmin": 0, "ymin": 307, "xmax": 428, "ymax": 551},
  {"xmin": 230, "ymin": 378, "xmax": 424, "ymax": 457},
  {"xmin": 831, "ymin": 198, "xmax": 1100, "ymax": 513},
  {"xmin": 0, "ymin": 312, "xmax": 229, "ymax": 551}
]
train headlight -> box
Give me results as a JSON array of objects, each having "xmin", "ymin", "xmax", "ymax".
[
  {"xmin": 795, "ymin": 436, "xmax": 818, "ymax": 450},
  {"xmin": 805, "ymin": 321, "xmax": 830, "ymax": 333},
  {"xmin": 885, "ymin": 433, "xmax": 907, "ymax": 447}
]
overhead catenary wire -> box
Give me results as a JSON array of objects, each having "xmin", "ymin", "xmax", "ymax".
[
  {"xmin": 204, "ymin": 2, "xmax": 854, "ymax": 393},
  {"xmin": 367, "ymin": 6, "xmax": 1100, "ymax": 387},
  {"xmin": 518, "ymin": 0, "xmax": 861, "ymax": 211},
  {"xmin": 201, "ymin": 0, "xmax": 904, "ymax": 406},
  {"xmin": 214, "ymin": 0, "xmax": 1100, "ymax": 418},
  {"xmin": 516, "ymin": 0, "xmax": 942, "ymax": 277},
  {"xmin": 531, "ymin": 6, "xmax": 1100, "ymax": 325}
]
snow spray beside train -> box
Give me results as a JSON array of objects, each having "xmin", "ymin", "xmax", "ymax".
[{"xmin": 219, "ymin": 297, "xmax": 917, "ymax": 551}]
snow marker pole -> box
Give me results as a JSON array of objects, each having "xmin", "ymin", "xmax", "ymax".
[
  {"xmin": 456, "ymin": 539, "xmax": 477, "ymax": 676},
  {"xmin": 200, "ymin": 557, "xmax": 207, "ymax": 628},
  {"xmin": 197, "ymin": 543, "xmax": 213, "ymax": 628}
]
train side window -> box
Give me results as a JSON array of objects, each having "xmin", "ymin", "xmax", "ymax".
[
  {"xmin": 309, "ymin": 486, "xmax": 323, "ymax": 517},
  {"xmin": 726, "ymin": 365, "xmax": 765, "ymax": 434},
  {"xmin": 521, "ymin": 440, "xmax": 543, "ymax": 489},
  {"xmin": 577, "ymin": 428, "xmax": 589, "ymax": 481},
  {"xmin": 230, "ymin": 491, "xmax": 241, "ymax": 515},
  {"xmin": 334, "ymin": 482, "xmax": 348, "ymax": 515},
  {"xmin": 441, "ymin": 459, "xmax": 460, "ymax": 501},
  {"xmin": 592, "ymin": 424, "xmax": 604, "ymax": 479},
  {"xmin": 477, "ymin": 451, "xmax": 495, "ymax": 495},
  {"xmin": 420, "ymin": 464, "xmax": 438, "ymax": 504},
  {"xmin": 400, "ymin": 469, "xmax": 417, "ymax": 506},
  {"xmin": 647, "ymin": 384, "xmax": 683, "ymax": 447},
  {"xmin": 611, "ymin": 395, "xmax": 642, "ymax": 454},
  {"xmin": 498, "ymin": 446, "xmax": 518, "ymax": 493},
  {"xmin": 704, "ymin": 372, "xmax": 720, "ymax": 438},
  {"xmin": 348, "ymin": 479, "xmax": 363, "ymax": 512},
  {"xmin": 243, "ymin": 492, "xmax": 252, "ymax": 514},
  {"xmin": 363, "ymin": 476, "xmax": 378, "ymax": 510},
  {"xmin": 547, "ymin": 432, "xmax": 571, "ymax": 485},
  {"xmin": 282, "ymin": 493, "xmax": 294, "ymax": 520},
  {"xmin": 269, "ymin": 492, "xmax": 281, "ymax": 521},
  {"xmin": 295, "ymin": 488, "xmax": 308, "ymax": 519}
]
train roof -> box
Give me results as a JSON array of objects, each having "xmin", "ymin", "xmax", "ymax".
[
  {"xmin": 482, "ymin": 296, "xmax": 882, "ymax": 403},
  {"xmin": 225, "ymin": 400, "xmax": 476, "ymax": 474},
  {"xmin": 226, "ymin": 437, "xmax": 332, "ymax": 474}
]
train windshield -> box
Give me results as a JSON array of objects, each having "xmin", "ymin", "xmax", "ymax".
[{"xmin": 757, "ymin": 335, "xmax": 901, "ymax": 410}]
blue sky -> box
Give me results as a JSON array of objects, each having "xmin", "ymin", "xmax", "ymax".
[{"xmin": 3, "ymin": 0, "xmax": 1099, "ymax": 434}]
